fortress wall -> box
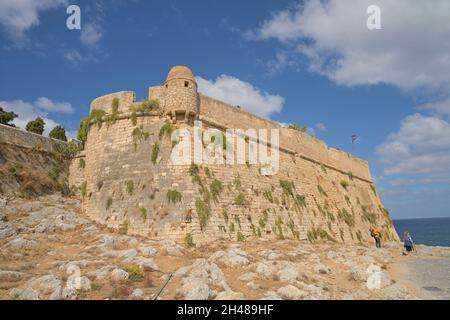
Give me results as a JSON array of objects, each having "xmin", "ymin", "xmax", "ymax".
[
  {"xmin": 199, "ymin": 95, "xmax": 372, "ymax": 182},
  {"xmin": 81, "ymin": 113, "xmax": 398, "ymax": 245},
  {"xmin": 90, "ymin": 91, "xmax": 136, "ymax": 113},
  {"xmin": 82, "ymin": 116, "xmax": 200, "ymax": 239},
  {"xmin": 199, "ymin": 94, "xmax": 280, "ymax": 131},
  {"xmin": 149, "ymin": 85, "xmax": 166, "ymax": 107},
  {"xmin": 0, "ymin": 123, "xmax": 65, "ymax": 151},
  {"xmin": 68, "ymin": 151, "xmax": 85, "ymax": 191}
]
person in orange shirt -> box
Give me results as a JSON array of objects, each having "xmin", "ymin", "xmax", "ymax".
[{"xmin": 369, "ymin": 226, "xmax": 382, "ymax": 248}]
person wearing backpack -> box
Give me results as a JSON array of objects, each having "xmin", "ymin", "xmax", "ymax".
[
  {"xmin": 369, "ymin": 226, "xmax": 382, "ymax": 248},
  {"xmin": 403, "ymin": 231, "xmax": 414, "ymax": 255}
]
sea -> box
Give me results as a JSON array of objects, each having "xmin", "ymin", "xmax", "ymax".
[{"xmin": 393, "ymin": 217, "xmax": 450, "ymax": 247}]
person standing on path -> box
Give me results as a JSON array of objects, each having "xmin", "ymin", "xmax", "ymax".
[{"xmin": 370, "ymin": 226, "xmax": 382, "ymax": 248}]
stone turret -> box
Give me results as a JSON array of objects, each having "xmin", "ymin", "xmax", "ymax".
[{"xmin": 164, "ymin": 65, "xmax": 199, "ymax": 123}]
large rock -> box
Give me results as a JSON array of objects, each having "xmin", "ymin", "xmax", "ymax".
[
  {"xmin": 10, "ymin": 287, "xmax": 40, "ymax": 300},
  {"xmin": 111, "ymin": 268, "xmax": 129, "ymax": 281},
  {"xmin": 0, "ymin": 270, "xmax": 27, "ymax": 282},
  {"xmin": 277, "ymin": 285, "xmax": 308, "ymax": 300},
  {"xmin": 27, "ymin": 274, "xmax": 61, "ymax": 297},
  {"xmin": 215, "ymin": 290, "xmax": 244, "ymax": 300},
  {"xmin": 276, "ymin": 262, "xmax": 301, "ymax": 282},
  {"xmin": 0, "ymin": 224, "xmax": 16, "ymax": 239},
  {"xmin": 176, "ymin": 277, "xmax": 213, "ymax": 300},
  {"xmin": 6, "ymin": 237, "xmax": 37, "ymax": 249},
  {"xmin": 209, "ymin": 248, "xmax": 250, "ymax": 267}
]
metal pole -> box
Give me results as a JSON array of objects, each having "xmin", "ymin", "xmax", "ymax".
[{"xmin": 152, "ymin": 272, "xmax": 174, "ymax": 300}]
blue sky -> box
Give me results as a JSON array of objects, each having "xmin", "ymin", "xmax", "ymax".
[{"xmin": 1, "ymin": 0, "xmax": 450, "ymax": 219}]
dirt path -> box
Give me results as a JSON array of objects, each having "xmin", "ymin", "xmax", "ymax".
[{"xmin": 393, "ymin": 249, "xmax": 450, "ymax": 300}]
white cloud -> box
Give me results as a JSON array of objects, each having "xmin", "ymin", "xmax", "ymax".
[
  {"xmin": 376, "ymin": 113, "xmax": 450, "ymax": 181},
  {"xmin": 196, "ymin": 75, "xmax": 284, "ymax": 118},
  {"xmin": 418, "ymin": 98, "xmax": 450, "ymax": 119},
  {"xmin": 0, "ymin": 0, "xmax": 67, "ymax": 42},
  {"xmin": 0, "ymin": 98, "xmax": 74, "ymax": 136},
  {"xmin": 35, "ymin": 97, "xmax": 74, "ymax": 113},
  {"xmin": 315, "ymin": 122, "xmax": 327, "ymax": 132},
  {"xmin": 248, "ymin": 0, "xmax": 450, "ymax": 91},
  {"xmin": 80, "ymin": 23, "xmax": 102, "ymax": 47}
]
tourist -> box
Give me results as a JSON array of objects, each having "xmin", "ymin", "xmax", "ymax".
[
  {"xmin": 403, "ymin": 231, "xmax": 415, "ymax": 255},
  {"xmin": 370, "ymin": 226, "xmax": 382, "ymax": 248}
]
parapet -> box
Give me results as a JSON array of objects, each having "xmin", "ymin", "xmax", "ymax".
[{"xmin": 90, "ymin": 91, "xmax": 136, "ymax": 114}]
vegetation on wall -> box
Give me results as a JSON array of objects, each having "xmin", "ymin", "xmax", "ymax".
[
  {"xmin": 210, "ymin": 179, "xmax": 223, "ymax": 203},
  {"xmin": 195, "ymin": 198, "xmax": 211, "ymax": 230},
  {"xmin": 151, "ymin": 143, "xmax": 160, "ymax": 164},
  {"xmin": 159, "ymin": 121, "xmax": 175, "ymax": 140},
  {"xmin": 132, "ymin": 126, "xmax": 149, "ymax": 151},
  {"xmin": 89, "ymin": 109, "xmax": 106, "ymax": 129},
  {"xmin": 184, "ymin": 233, "xmax": 195, "ymax": 248},
  {"xmin": 338, "ymin": 208, "xmax": 355, "ymax": 227},
  {"xmin": 340, "ymin": 180, "xmax": 349, "ymax": 190},
  {"xmin": 167, "ymin": 189, "xmax": 182, "ymax": 204},
  {"xmin": 106, "ymin": 197, "xmax": 113, "ymax": 210},
  {"xmin": 125, "ymin": 180, "xmax": 134, "ymax": 195},
  {"xmin": 234, "ymin": 193, "xmax": 247, "ymax": 206}
]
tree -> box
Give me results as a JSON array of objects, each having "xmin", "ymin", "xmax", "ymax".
[
  {"xmin": 25, "ymin": 117, "xmax": 45, "ymax": 135},
  {"xmin": 0, "ymin": 106, "xmax": 17, "ymax": 126},
  {"xmin": 49, "ymin": 125, "xmax": 67, "ymax": 141},
  {"xmin": 77, "ymin": 118, "xmax": 89, "ymax": 149}
]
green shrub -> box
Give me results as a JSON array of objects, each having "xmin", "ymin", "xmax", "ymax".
[
  {"xmin": 210, "ymin": 179, "xmax": 223, "ymax": 202},
  {"xmin": 288, "ymin": 123, "xmax": 307, "ymax": 132},
  {"xmin": 340, "ymin": 180, "xmax": 349, "ymax": 190},
  {"xmin": 188, "ymin": 163, "xmax": 199, "ymax": 176},
  {"xmin": 184, "ymin": 233, "xmax": 195, "ymax": 248},
  {"xmin": 196, "ymin": 198, "xmax": 211, "ymax": 229},
  {"xmin": 132, "ymin": 126, "xmax": 149, "ymax": 151},
  {"xmin": 124, "ymin": 264, "xmax": 144, "ymax": 281},
  {"xmin": 78, "ymin": 158, "xmax": 86, "ymax": 169},
  {"xmin": 348, "ymin": 171, "xmax": 354, "ymax": 180},
  {"xmin": 222, "ymin": 209, "xmax": 229, "ymax": 223},
  {"xmin": 106, "ymin": 197, "xmax": 113, "ymax": 210},
  {"xmin": 234, "ymin": 193, "xmax": 246, "ymax": 206},
  {"xmin": 77, "ymin": 118, "xmax": 89, "ymax": 149},
  {"xmin": 237, "ymin": 231, "xmax": 246, "ymax": 242},
  {"xmin": 294, "ymin": 194, "xmax": 306, "ymax": 210},
  {"xmin": 167, "ymin": 189, "xmax": 182, "ymax": 204},
  {"xmin": 263, "ymin": 190, "xmax": 274, "ymax": 203},
  {"xmin": 204, "ymin": 167, "xmax": 212, "ymax": 178},
  {"xmin": 280, "ymin": 180, "xmax": 295, "ymax": 197},
  {"xmin": 159, "ymin": 121, "xmax": 175, "ymax": 140},
  {"xmin": 338, "ymin": 208, "xmax": 355, "ymax": 227},
  {"xmin": 139, "ymin": 207, "xmax": 147, "ymax": 221},
  {"xmin": 229, "ymin": 222, "xmax": 235, "ymax": 233},
  {"xmin": 233, "ymin": 178, "xmax": 241, "ymax": 189},
  {"xmin": 125, "ymin": 180, "xmax": 134, "ymax": 195},
  {"xmin": 151, "ymin": 143, "xmax": 160, "ymax": 164},
  {"xmin": 317, "ymin": 185, "xmax": 327, "ymax": 197},
  {"xmin": 89, "ymin": 109, "xmax": 106, "ymax": 129}
]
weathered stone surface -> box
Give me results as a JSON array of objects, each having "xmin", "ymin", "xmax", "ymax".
[
  {"xmin": 111, "ymin": 268, "xmax": 129, "ymax": 281},
  {"xmin": 0, "ymin": 270, "xmax": 27, "ymax": 282},
  {"xmin": 209, "ymin": 248, "xmax": 250, "ymax": 267},
  {"xmin": 277, "ymin": 285, "xmax": 308, "ymax": 300}
]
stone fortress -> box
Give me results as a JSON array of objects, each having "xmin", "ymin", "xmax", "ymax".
[{"xmin": 71, "ymin": 65, "xmax": 398, "ymax": 245}]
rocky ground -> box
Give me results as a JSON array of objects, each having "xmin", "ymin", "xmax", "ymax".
[{"xmin": 1, "ymin": 195, "xmax": 449, "ymax": 300}]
